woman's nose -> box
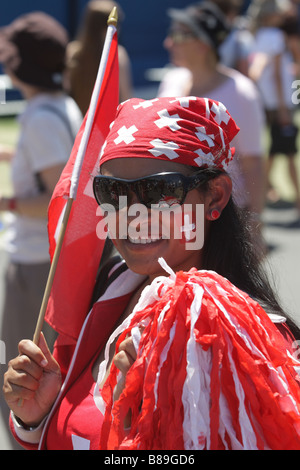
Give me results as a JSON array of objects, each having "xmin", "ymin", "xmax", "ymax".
[{"xmin": 127, "ymin": 190, "xmax": 141, "ymax": 207}]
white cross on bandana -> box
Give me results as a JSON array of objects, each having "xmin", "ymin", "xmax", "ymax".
[
  {"xmin": 133, "ymin": 98, "xmax": 159, "ymax": 110},
  {"xmin": 195, "ymin": 126, "xmax": 215, "ymax": 148},
  {"xmin": 114, "ymin": 125, "xmax": 138, "ymax": 145},
  {"xmin": 154, "ymin": 109, "xmax": 181, "ymax": 132},
  {"xmin": 100, "ymin": 96, "xmax": 240, "ymax": 171},
  {"xmin": 149, "ymin": 139, "xmax": 180, "ymax": 160}
]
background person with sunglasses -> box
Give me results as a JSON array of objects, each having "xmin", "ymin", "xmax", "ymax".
[
  {"xmin": 157, "ymin": 1, "xmax": 265, "ymax": 237},
  {"xmin": 3, "ymin": 97, "xmax": 300, "ymax": 450}
]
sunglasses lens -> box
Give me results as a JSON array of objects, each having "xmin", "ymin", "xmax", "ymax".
[
  {"xmin": 168, "ymin": 30, "xmax": 196, "ymax": 44},
  {"xmin": 138, "ymin": 178, "xmax": 184, "ymax": 208},
  {"xmin": 93, "ymin": 178, "xmax": 127, "ymax": 210},
  {"xmin": 93, "ymin": 173, "xmax": 192, "ymax": 210}
]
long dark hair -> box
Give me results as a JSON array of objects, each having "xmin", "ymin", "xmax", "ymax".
[
  {"xmin": 95, "ymin": 166, "xmax": 300, "ymax": 338},
  {"xmin": 200, "ymin": 168, "xmax": 300, "ymax": 338}
]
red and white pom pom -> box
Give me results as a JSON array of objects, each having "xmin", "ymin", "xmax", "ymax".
[{"xmin": 98, "ymin": 259, "xmax": 300, "ymax": 450}]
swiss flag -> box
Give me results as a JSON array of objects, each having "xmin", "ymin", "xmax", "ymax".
[{"xmin": 45, "ymin": 29, "xmax": 119, "ymax": 341}]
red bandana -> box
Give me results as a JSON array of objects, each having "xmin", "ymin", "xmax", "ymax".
[{"xmin": 99, "ymin": 96, "xmax": 240, "ymax": 171}]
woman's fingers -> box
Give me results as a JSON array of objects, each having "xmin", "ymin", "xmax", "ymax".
[
  {"xmin": 36, "ymin": 332, "xmax": 61, "ymax": 374},
  {"xmin": 18, "ymin": 338, "xmax": 49, "ymax": 368},
  {"xmin": 3, "ymin": 334, "xmax": 62, "ymax": 426},
  {"xmin": 7, "ymin": 356, "xmax": 43, "ymax": 390},
  {"xmin": 113, "ymin": 335, "xmax": 137, "ymax": 375}
]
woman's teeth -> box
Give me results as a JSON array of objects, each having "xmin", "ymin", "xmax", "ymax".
[{"xmin": 128, "ymin": 236, "xmax": 161, "ymax": 245}]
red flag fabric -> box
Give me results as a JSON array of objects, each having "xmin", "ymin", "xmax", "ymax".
[{"xmin": 45, "ymin": 30, "xmax": 119, "ymax": 341}]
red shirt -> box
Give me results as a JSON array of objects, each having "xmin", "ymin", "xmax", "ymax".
[
  {"xmin": 46, "ymin": 357, "xmax": 103, "ymax": 450},
  {"xmin": 10, "ymin": 292, "xmax": 133, "ymax": 450}
]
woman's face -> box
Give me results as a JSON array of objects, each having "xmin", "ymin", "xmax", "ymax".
[
  {"xmin": 100, "ymin": 157, "xmax": 211, "ymax": 281},
  {"xmin": 163, "ymin": 22, "xmax": 208, "ymax": 69}
]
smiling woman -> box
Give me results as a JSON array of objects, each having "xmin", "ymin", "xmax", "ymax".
[
  {"xmin": 4, "ymin": 96, "xmax": 300, "ymax": 450},
  {"xmin": 95, "ymin": 96, "xmax": 237, "ymax": 281}
]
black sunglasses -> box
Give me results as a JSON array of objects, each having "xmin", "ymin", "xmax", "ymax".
[
  {"xmin": 93, "ymin": 171, "xmax": 209, "ymax": 210},
  {"xmin": 167, "ymin": 30, "xmax": 197, "ymax": 44}
]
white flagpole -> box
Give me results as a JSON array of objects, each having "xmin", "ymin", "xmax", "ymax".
[{"xmin": 32, "ymin": 7, "xmax": 119, "ymax": 345}]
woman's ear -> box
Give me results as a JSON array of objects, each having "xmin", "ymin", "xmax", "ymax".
[{"xmin": 205, "ymin": 174, "xmax": 232, "ymax": 221}]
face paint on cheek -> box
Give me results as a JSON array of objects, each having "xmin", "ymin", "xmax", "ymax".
[
  {"xmin": 174, "ymin": 204, "xmax": 205, "ymax": 250},
  {"xmin": 181, "ymin": 214, "xmax": 196, "ymax": 241}
]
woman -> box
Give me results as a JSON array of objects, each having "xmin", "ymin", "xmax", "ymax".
[
  {"xmin": 3, "ymin": 97, "xmax": 300, "ymax": 450},
  {"xmin": 158, "ymin": 2, "xmax": 265, "ymax": 222}
]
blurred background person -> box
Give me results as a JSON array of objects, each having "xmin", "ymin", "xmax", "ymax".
[
  {"xmin": 65, "ymin": 0, "xmax": 133, "ymax": 116},
  {"xmin": 0, "ymin": 11, "xmax": 82, "ymax": 450},
  {"xmin": 248, "ymin": 0, "xmax": 300, "ymax": 211},
  {"xmin": 211, "ymin": 0, "xmax": 254, "ymax": 76},
  {"xmin": 0, "ymin": 11, "xmax": 82, "ymax": 365},
  {"xmin": 157, "ymin": 1, "xmax": 266, "ymax": 241},
  {"xmin": 280, "ymin": 3, "xmax": 300, "ymax": 78}
]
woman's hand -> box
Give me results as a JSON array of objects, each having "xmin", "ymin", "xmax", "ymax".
[
  {"xmin": 3, "ymin": 333, "xmax": 62, "ymax": 428},
  {"xmin": 113, "ymin": 334, "xmax": 138, "ymax": 428},
  {"xmin": 113, "ymin": 334, "xmax": 137, "ymax": 401}
]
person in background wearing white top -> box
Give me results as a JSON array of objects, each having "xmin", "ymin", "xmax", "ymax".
[
  {"xmin": 0, "ymin": 13, "xmax": 82, "ymax": 367},
  {"xmin": 211, "ymin": 0, "xmax": 254, "ymax": 76},
  {"xmin": 157, "ymin": 1, "xmax": 266, "ymax": 242},
  {"xmin": 248, "ymin": 0, "xmax": 300, "ymax": 211}
]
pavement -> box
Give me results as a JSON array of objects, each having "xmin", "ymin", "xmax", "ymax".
[
  {"xmin": 262, "ymin": 202, "xmax": 300, "ymax": 325},
  {"xmin": 0, "ymin": 202, "xmax": 299, "ymax": 450}
]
